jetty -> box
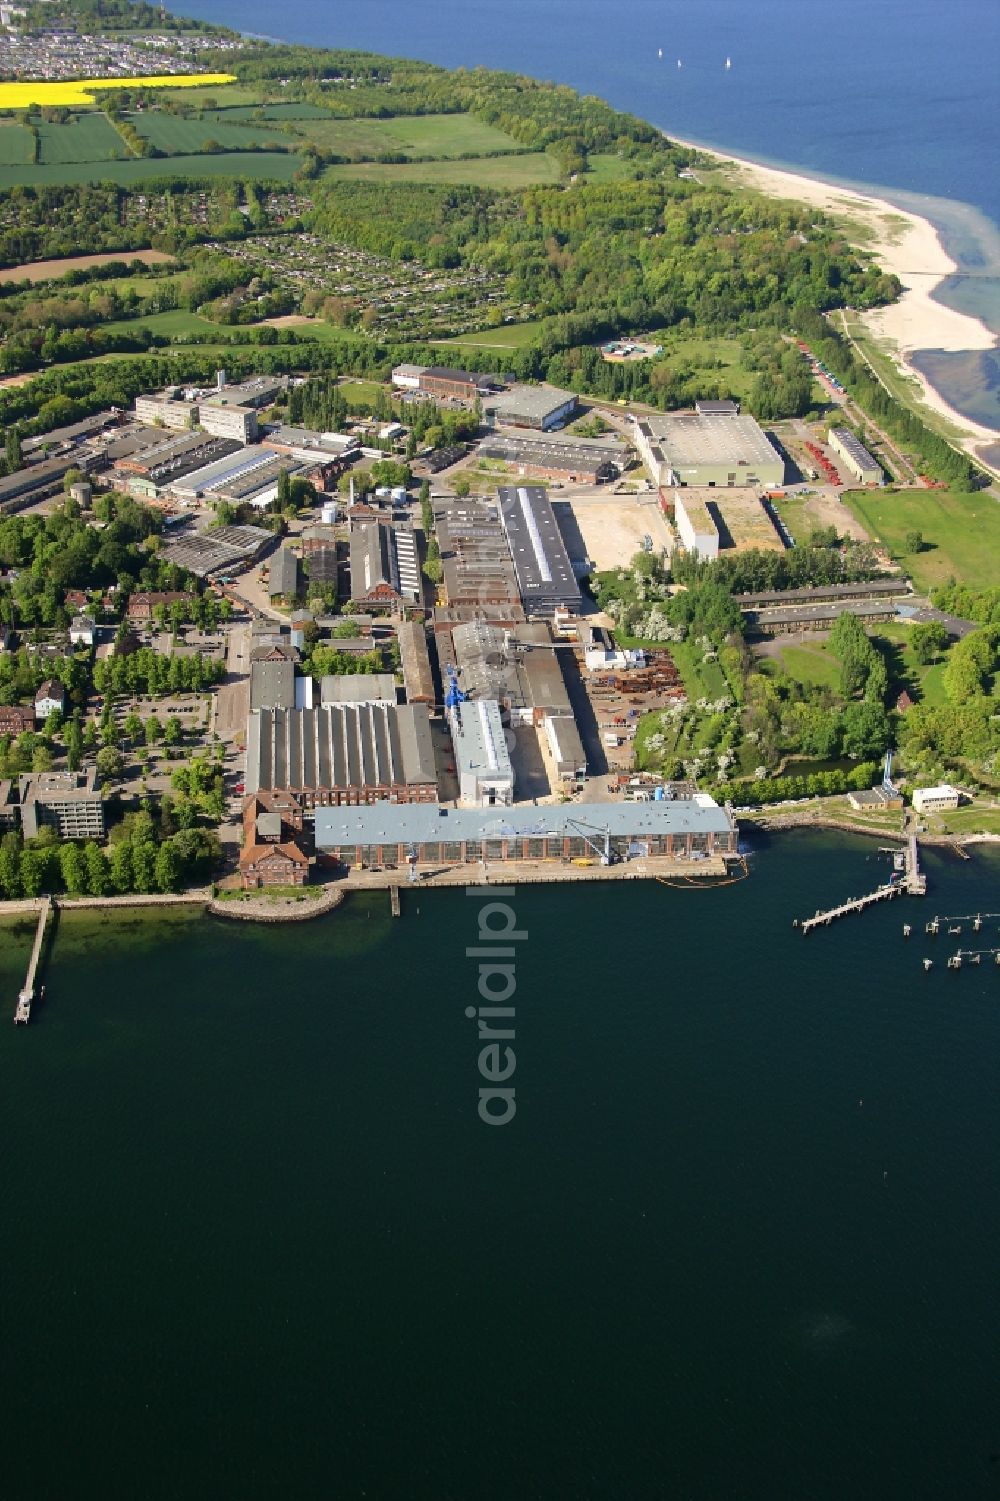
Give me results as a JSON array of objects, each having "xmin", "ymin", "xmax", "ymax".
[
  {"xmin": 14, "ymin": 897, "xmax": 52, "ymax": 1024},
  {"xmin": 798, "ymin": 838, "xmax": 925, "ymax": 933},
  {"xmin": 390, "ymin": 885, "xmax": 401, "ymax": 917}
]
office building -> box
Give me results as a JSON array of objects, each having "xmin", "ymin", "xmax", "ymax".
[{"xmin": 19, "ymin": 769, "xmax": 105, "ymax": 840}]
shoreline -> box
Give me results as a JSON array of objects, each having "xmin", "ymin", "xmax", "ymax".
[{"xmin": 667, "ymin": 132, "xmax": 1000, "ymax": 464}]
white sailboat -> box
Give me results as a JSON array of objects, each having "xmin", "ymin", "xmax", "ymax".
[
  {"xmin": 725, "ymin": 57, "xmax": 732, "ymax": 70},
  {"xmin": 658, "ymin": 47, "xmax": 663, "ymax": 59}
]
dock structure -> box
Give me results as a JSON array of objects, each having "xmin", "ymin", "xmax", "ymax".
[
  {"xmin": 800, "ymin": 882, "xmax": 903, "ymax": 933},
  {"xmin": 798, "ymin": 838, "xmax": 926, "ymax": 933},
  {"xmin": 390, "ymin": 885, "xmax": 401, "ymax": 917},
  {"xmin": 14, "ymin": 897, "xmax": 51, "ymax": 1024}
]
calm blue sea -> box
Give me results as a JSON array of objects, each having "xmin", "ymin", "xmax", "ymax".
[{"xmin": 176, "ymin": 0, "xmax": 1000, "ymax": 431}]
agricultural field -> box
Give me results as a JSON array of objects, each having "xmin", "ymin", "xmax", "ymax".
[
  {"xmin": 843, "ymin": 487, "xmax": 1000, "ymax": 590},
  {"xmin": 130, "ymin": 113, "xmax": 291, "ymax": 156},
  {"xmin": 289, "ymin": 111, "xmax": 524, "ymax": 160},
  {"xmin": 0, "ymin": 248, "xmax": 176, "ymax": 285},
  {"xmin": 323, "ymin": 153, "xmax": 562, "ymax": 189},
  {"xmin": 100, "ymin": 308, "xmax": 228, "ymax": 340},
  {"xmin": 0, "ymin": 151, "xmax": 300, "ymax": 190},
  {"xmin": 0, "ymin": 76, "xmax": 237, "ymax": 110},
  {"xmin": 0, "ymin": 120, "xmax": 32, "ymax": 166},
  {"xmin": 203, "ymin": 103, "xmax": 331, "ymax": 122},
  {"xmin": 37, "ymin": 113, "xmax": 126, "ymax": 165}
]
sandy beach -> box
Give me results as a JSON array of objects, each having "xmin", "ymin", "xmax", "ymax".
[{"xmin": 670, "ymin": 135, "xmax": 1000, "ymax": 464}]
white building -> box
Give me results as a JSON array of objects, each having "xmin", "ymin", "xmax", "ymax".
[
  {"xmin": 450, "ymin": 698, "xmax": 515, "ymax": 807},
  {"xmin": 35, "ymin": 679, "xmax": 66, "ymax": 719},
  {"xmin": 69, "ymin": 614, "xmax": 96, "ymax": 647},
  {"xmin": 674, "ymin": 493, "xmax": 720, "ymax": 561},
  {"xmin": 135, "ymin": 394, "xmax": 193, "ymax": 432},
  {"xmin": 584, "ymin": 648, "xmax": 645, "ymax": 673},
  {"xmin": 199, "ymin": 400, "xmax": 259, "ymax": 444},
  {"xmin": 391, "ymin": 364, "xmax": 427, "ymax": 391},
  {"xmin": 912, "ymin": 784, "xmax": 961, "ymax": 814}
]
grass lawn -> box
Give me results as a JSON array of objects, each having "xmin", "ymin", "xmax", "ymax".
[
  {"xmin": 102, "ymin": 308, "xmax": 226, "ymax": 339},
  {"xmin": 585, "ymin": 154, "xmax": 635, "ymax": 183},
  {"xmin": 772, "ymin": 492, "xmax": 862, "ymax": 546},
  {"xmin": 0, "ymin": 150, "xmax": 301, "ymax": 188},
  {"xmin": 339, "ymin": 378, "xmax": 386, "ymax": 407},
  {"xmin": 923, "ymin": 803, "xmax": 1000, "ymax": 837},
  {"xmin": 652, "ymin": 331, "xmax": 755, "ymax": 402},
  {"xmin": 769, "ymin": 641, "xmax": 843, "ymax": 690},
  {"xmin": 205, "ymin": 103, "xmax": 331, "ymax": 122},
  {"xmin": 323, "ymin": 153, "xmax": 562, "ymax": 189},
  {"xmin": 291, "ymin": 112, "xmax": 523, "ymax": 160},
  {"xmin": 153, "ymin": 84, "xmax": 263, "ymax": 109},
  {"xmin": 37, "ymin": 112, "xmax": 125, "ymax": 165},
  {"xmin": 843, "ymin": 488, "xmax": 1000, "ymax": 590},
  {"xmin": 130, "ymin": 113, "xmax": 289, "ymax": 155},
  {"xmin": 869, "ymin": 621, "xmax": 951, "ymax": 707},
  {"xmin": 433, "ymin": 318, "xmax": 548, "ymax": 352}
]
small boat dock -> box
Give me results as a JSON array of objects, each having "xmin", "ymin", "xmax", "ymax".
[
  {"xmin": 798, "ymin": 838, "xmax": 925, "ymax": 933},
  {"xmin": 13, "ymin": 897, "xmax": 52, "ymax": 1025}
]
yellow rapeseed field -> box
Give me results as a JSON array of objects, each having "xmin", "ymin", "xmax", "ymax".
[{"xmin": 0, "ymin": 74, "xmax": 237, "ymax": 110}]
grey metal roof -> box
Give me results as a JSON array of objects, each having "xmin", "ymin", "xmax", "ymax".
[
  {"xmin": 485, "ymin": 385, "xmax": 578, "ymax": 423},
  {"xmin": 640, "ymin": 412, "xmax": 782, "ymax": 471},
  {"xmin": 320, "ymin": 674, "xmax": 398, "ymax": 705},
  {"xmin": 246, "ymin": 704, "xmax": 436, "ymax": 793},
  {"xmin": 250, "ymin": 658, "xmax": 296, "ymax": 711},
  {"xmin": 269, "ymin": 549, "xmax": 300, "ymax": 599},
  {"xmin": 315, "ymin": 795, "xmax": 734, "ymax": 848},
  {"xmin": 498, "ymin": 486, "xmax": 581, "ymax": 610}
]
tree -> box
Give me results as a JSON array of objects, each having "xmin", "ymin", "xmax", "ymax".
[
  {"xmin": 123, "ymin": 711, "xmax": 144, "ymax": 743},
  {"xmin": 65, "ymin": 717, "xmax": 83, "ymax": 772},
  {"xmin": 96, "ymin": 745, "xmax": 124, "ymax": 781},
  {"xmin": 84, "ymin": 841, "xmax": 109, "ymax": 896},
  {"xmin": 5, "ymin": 428, "xmax": 21, "ymax": 473},
  {"xmin": 145, "ymin": 713, "xmax": 163, "ymax": 746},
  {"xmin": 910, "ymin": 622, "xmax": 948, "ymax": 665},
  {"xmin": 109, "ymin": 840, "xmax": 133, "ymax": 894},
  {"xmin": 904, "ymin": 530, "xmax": 926, "ymax": 555},
  {"xmin": 164, "ymin": 715, "xmax": 182, "ymax": 747},
  {"xmin": 154, "ymin": 841, "xmax": 180, "ymax": 893},
  {"xmin": 58, "ymin": 842, "xmax": 88, "ymax": 896}
]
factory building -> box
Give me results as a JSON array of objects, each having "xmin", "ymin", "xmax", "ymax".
[
  {"xmin": 134, "ymin": 394, "xmax": 194, "ymax": 432},
  {"xmin": 349, "ymin": 522, "xmax": 421, "ymax": 611},
  {"xmin": 477, "ymin": 432, "xmax": 621, "ymax": 483},
  {"xmin": 397, "ymin": 621, "xmax": 435, "ymax": 704},
  {"xmin": 250, "ymin": 658, "xmax": 297, "ymax": 712},
  {"xmin": 828, "ymin": 427, "xmax": 883, "ymax": 486},
  {"xmin": 483, "ymin": 384, "xmax": 579, "ymax": 432},
  {"xmin": 197, "ymin": 399, "xmax": 259, "ymax": 444},
  {"xmin": 246, "ymin": 703, "xmax": 437, "ymax": 806},
  {"xmin": 634, "ymin": 411, "xmax": 784, "ymax": 489},
  {"xmin": 498, "ymin": 485, "xmax": 582, "ymax": 616},
  {"xmin": 449, "ymin": 696, "xmax": 515, "ymax": 808},
  {"xmin": 314, "ymin": 795, "xmax": 738, "ymax": 869},
  {"xmin": 268, "ymin": 548, "xmax": 300, "ymax": 602},
  {"xmin": 391, "ymin": 364, "xmax": 428, "ymax": 391},
  {"xmin": 433, "ymin": 496, "xmax": 522, "ymax": 613},
  {"xmin": 544, "ymin": 714, "xmax": 587, "ymax": 785},
  {"xmin": 320, "ymin": 674, "xmax": 398, "ymax": 707},
  {"xmin": 412, "ymin": 366, "xmax": 501, "ymax": 404},
  {"xmin": 440, "ymin": 620, "xmax": 572, "ymax": 725},
  {"xmin": 0, "ymin": 454, "xmax": 102, "ymax": 517},
  {"xmin": 674, "ymin": 493, "xmax": 720, "ymax": 561}
]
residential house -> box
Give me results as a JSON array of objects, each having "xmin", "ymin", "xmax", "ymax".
[{"xmin": 34, "ymin": 680, "xmax": 66, "ymax": 719}]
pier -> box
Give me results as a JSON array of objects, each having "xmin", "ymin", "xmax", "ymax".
[
  {"xmin": 798, "ymin": 838, "xmax": 925, "ymax": 933},
  {"xmin": 14, "ymin": 897, "xmax": 52, "ymax": 1024},
  {"xmin": 390, "ymin": 886, "xmax": 401, "ymax": 917}
]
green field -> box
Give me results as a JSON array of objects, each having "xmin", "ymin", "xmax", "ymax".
[
  {"xmin": 102, "ymin": 308, "xmax": 225, "ymax": 340},
  {"xmin": 37, "ymin": 112, "xmax": 125, "ymax": 165},
  {"xmin": 155, "ymin": 84, "xmax": 264, "ymax": 108},
  {"xmin": 586, "ymin": 154, "xmax": 635, "ymax": 183},
  {"xmin": 130, "ymin": 112, "xmax": 290, "ymax": 156},
  {"xmin": 204, "ymin": 103, "xmax": 332, "ymax": 122},
  {"xmin": 0, "ymin": 119, "xmax": 32, "ymax": 165},
  {"xmin": 290, "ymin": 111, "xmax": 524, "ymax": 160},
  {"xmin": 433, "ymin": 319, "xmax": 549, "ymax": 352},
  {"xmin": 323, "ymin": 153, "xmax": 562, "ymax": 188},
  {"xmin": 843, "ymin": 488, "xmax": 1000, "ymax": 590},
  {"xmin": 766, "ymin": 641, "xmax": 843, "ymax": 690},
  {"xmin": 0, "ymin": 150, "xmax": 301, "ymax": 189}
]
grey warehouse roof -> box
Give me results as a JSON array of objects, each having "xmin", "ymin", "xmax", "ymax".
[
  {"xmin": 247, "ymin": 704, "xmax": 436, "ymax": 793},
  {"xmin": 316, "ymin": 795, "xmax": 734, "ymax": 847},
  {"xmin": 498, "ymin": 486, "xmax": 580, "ymax": 609},
  {"xmin": 638, "ymin": 412, "xmax": 781, "ymax": 470}
]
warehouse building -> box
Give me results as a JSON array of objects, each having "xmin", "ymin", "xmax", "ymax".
[
  {"xmin": 828, "ymin": 427, "xmax": 883, "ymax": 486},
  {"xmin": 320, "ymin": 674, "xmax": 398, "ymax": 707},
  {"xmin": 477, "ymin": 432, "xmax": 622, "ymax": 483},
  {"xmin": 498, "ymin": 485, "xmax": 582, "ymax": 616},
  {"xmin": 673, "ymin": 493, "xmax": 720, "ymax": 561},
  {"xmin": 484, "ymin": 384, "xmax": 579, "ymax": 432},
  {"xmin": 397, "ymin": 621, "xmax": 435, "ymax": 704},
  {"xmin": 391, "ymin": 364, "xmax": 428, "ymax": 391},
  {"xmin": 350, "ymin": 522, "xmax": 421, "ymax": 611},
  {"xmin": 18, "ymin": 770, "xmax": 105, "ymax": 841},
  {"xmin": 268, "ymin": 548, "xmax": 300, "ymax": 602},
  {"xmin": 449, "ymin": 697, "xmax": 515, "ymax": 807},
  {"xmin": 250, "ymin": 658, "xmax": 297, "ymax": 712},
  {"xmin": 315, "ymin": 795, "xmax": 738, "ymax": 869},
  {"xmin": 246, "ymin": 703, "xmax": 437, "ymax": 806},
  {"xmin": 213, "ymin": 375, "xmax": 286, "ymax": 410},
  {"xmin": 160, "ymin": 524, "xmax": 274, "ymax": 580},
  {"xmin": 433, "ymin": 497, "xmax": 522, "ymax": 613},
  {"xmin": 440, "ymin": 620, "xmax": 572, "ymax": 724},
  {"xmin": 413, "ymin": 366, "xmax": 502, "ymax": 404},
  {"xmin": 0, "ymin": 454, "xmax": 101, "ymax": 516},
  {"xmin": 634, "ymin": 411, "xmax": 784, "ymax": 489},
  {"xmin": 544, "ymin": 713, "xmax": 587, "ymax": 785}
]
